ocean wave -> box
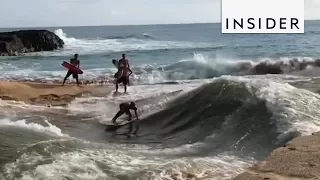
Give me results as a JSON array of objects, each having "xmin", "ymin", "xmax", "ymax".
[
  {"xmin": 122, "ymin": 55, "xmax": 320, "ymax": 84},
  {"xmin": 104, "ymin": 32, "xmax": 154, "ymax": 40},
  {"xmin": 1, "ymin": 53, "xmax": 320, "ymax": 85},
  {"xmin": 1, "ymin": 77, "xmax": 320, "ymax": 179},
  {"xmin": 47, "ymin": 29, "xmax": 216, "ymax": 56},
  {"xmin": 129, "ymin": 77, "xmax": 320, "ymax": 158}
]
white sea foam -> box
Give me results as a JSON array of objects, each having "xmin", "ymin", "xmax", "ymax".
[
  {"xmin": 0, "ymin": 118, "xmax": 66, "ymax": 137},
  {"xmin": 0, "ymin": 49, "xmax": 318, "ymax": 85},
  {"xmin": 51, "ymin": 29, "xmax": 215, "ymax": 56},
  {"xmin": 2, "ymin": 144, "xmax": 253, "ymax": 180},
  {"xmin": 221, "ymin": 76, "xmax": 320, "ymax": 138}
]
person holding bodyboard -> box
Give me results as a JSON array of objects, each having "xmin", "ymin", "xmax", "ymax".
[
  {"xmin": 62, "ymin": 53, "xmax": 81, "ymax": 86},
  {"xmin": 115, "ymin": 53, "xmax": 133, "ymax": 94}
]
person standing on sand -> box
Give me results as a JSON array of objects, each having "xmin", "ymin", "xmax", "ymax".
[
  {"xmin": 115, "ymin": 65, "xmax": 132, "ymax": 94},
  {"xmin": 118, "ymin": 53, "xmax": 132, "ymax": 85},
  {"xmin": 115, "ymin": 53, "xmax": 133, "ymax": 93},
  {"xmin": 62, "ymin": 53, "xmax": 80, "ymax": 86}
]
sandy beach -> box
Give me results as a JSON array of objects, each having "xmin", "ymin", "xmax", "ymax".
[{"xmin": 0, "ymin": 81, "xmax": 112, "ymax": 106}]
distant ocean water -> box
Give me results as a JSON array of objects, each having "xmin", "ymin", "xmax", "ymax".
[
  {"xmin": 0, "ymin": 21, "xmax": 320, "ymax": 83},
  {"xmin": 1, "ymin": 22, "xmax": 320, "ymax": 179}
]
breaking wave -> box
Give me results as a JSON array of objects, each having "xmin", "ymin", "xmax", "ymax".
[
  {"xmin": 52, "ymin": 29, "xmax": 216, "ymax": 55},
  {"xmin": 123, "ymin": 77, "xmax": 320, "ymax": 159}
]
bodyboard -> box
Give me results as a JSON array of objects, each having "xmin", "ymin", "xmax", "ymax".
[
  {"xmin": 62, "ymin": 61, "xmax": 83, "ymax": 74},
  {"xmin": 112, "ymin": 59, "xmax": 123, "ymax": 78},
  {"xmin": 112, "ymin": 59, "xmax": 119, "ymax": 68},
  {"xmin": 105, "ymin": 119, "xmax": 138, "ymax": 131}
]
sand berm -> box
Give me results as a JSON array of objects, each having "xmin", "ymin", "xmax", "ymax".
[
  {"xmin": 0, "ymin": 81, "xmax": 111, "ymax": 106},
  {"xmin": 232, "ymin": 132, "xmax": 320, "ymax": 180}
]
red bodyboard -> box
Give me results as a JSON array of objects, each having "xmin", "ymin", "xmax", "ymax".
[{"xmin": 62, "ymin": 61, "xmax": 83, "ymax": 74}]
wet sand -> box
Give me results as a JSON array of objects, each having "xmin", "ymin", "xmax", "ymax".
[{"xmin": 0, "ymin": 81, "xmax": 113, "ymax": 106}]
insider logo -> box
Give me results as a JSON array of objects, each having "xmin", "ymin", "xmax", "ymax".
[{"xmin": 221, "ymin": 0, "xmax": 304, "ymax": 34}]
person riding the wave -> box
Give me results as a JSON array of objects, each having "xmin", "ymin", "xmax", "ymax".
[
  {"xmin": 62, "ymin": 53, "xmax": 80, "ymax": 86},
  {"xmin": 112, "ymin": 101, "xmax": 139, "ymax": 124},
  {"xmin": 115, "ymin": 53, "xmax": 132, "ymax": 93}
]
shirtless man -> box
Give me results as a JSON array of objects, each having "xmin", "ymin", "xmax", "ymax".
[
  {"xmin": 118, "ymin": 53, "xmax": 130, "ymax": 70},
  {"xmin": 115, "ymin": 67, "xmax": 132, "ymax": 93},
  {"xmin": 115, "ymin": 53, "xmax": 132, "ymax": 93},
  {"xmin": 112, "ymin": 102, "xmax": 139, "ymax": 124},
  {"xmin": 62, "ymin": 54, "xmax": 80, "ymax": 86}
]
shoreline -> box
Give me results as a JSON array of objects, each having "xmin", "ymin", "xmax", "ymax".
[
  {"xmin": 232, "ymin": 132, "xmax": 320, "ymax": 180},
  {"xmin": 0, "ymin": 81, "xmax": 112, "ymax": 106}
]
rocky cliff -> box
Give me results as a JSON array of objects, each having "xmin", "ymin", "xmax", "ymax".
[{"xmin": 0, "ymin": 30, "xmax": 64, "ymax": 56}]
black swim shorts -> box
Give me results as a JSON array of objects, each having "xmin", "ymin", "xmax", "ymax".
[
  {"xmin": 117, "ymin": 76, "xmax": 128, "ymax": 85},
  {"xmin": 66, "ymin": 70, "xmax": 78, "ymax": 78}
]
